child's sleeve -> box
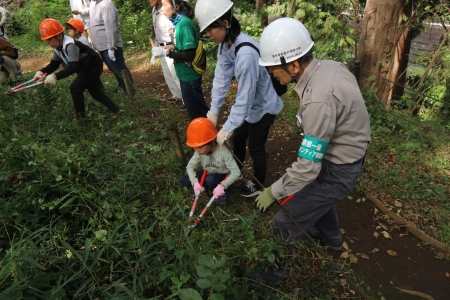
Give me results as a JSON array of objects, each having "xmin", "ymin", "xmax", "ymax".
[
  {"xmin": 186, "ymin": 152, "xmax": 202, "ymax": 186},
  {"xmin": 220, "ymin": 149, "xmax": 241, "ymax": 188}
]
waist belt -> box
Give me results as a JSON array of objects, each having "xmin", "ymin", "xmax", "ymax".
[{"xmin": 159, "ymin": 42, "xmax": 172, "ymax": 46}]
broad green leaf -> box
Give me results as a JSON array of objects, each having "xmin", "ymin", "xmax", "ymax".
[
  {"xmin": 267, "ymin": 253, "xmax": 275, "ymax": 263},
  {"xmin": 212, "ymin": 260, "xmax": 225, "ymax": 269},
  {"xmin": 175, "ymin": 249, "xmax": 186, "ymax": 260},
  {"xmin": 213, "ymin": 282, "xmax": 227, "ymax": 292},
  {"xmin": 198, "ymin": 254, "xmax": 213, "ymax": 267},
  {"xmin": 178, "ymin": 288, "xmax": 202, "ymax": 300},
  {"xmin": 295, "ymin": 8, "xmax": 305, "ymax": 19},
  {"xmin": 94, "ymin": 230, "xmax": 107, "ymax": 242},
  {"xmin": 195, "ymin": 265, "xmax": 210, "ymax": 278},
  {"xmin": 214, "ymin": 270, "xmax": 230, "ymax": 282},
  {"xmin": 210, "ymin": 293, "xmax": 224, "ymax": 300},
  {"xmin": 196, "ymin": 278, "xmax": 212, "ymax": 289}
]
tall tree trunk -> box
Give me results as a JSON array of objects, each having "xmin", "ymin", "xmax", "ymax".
[
  {"xmin": 256, "ymin": 0, "xmax": 268, "ymax": 27},
  {"xmin": 391, "ymin": 26, "xmax": 413, "ymax": 101},
  {"xmin": 357, "ymin": 0, "xmax": 412, "ymax": 106}
]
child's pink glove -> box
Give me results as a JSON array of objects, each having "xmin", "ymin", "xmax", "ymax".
[
  {"xmin": 193, "ymin": 181, "xmax": 204, "ymax": 195},
  {"xmin": 213, "ymin": 184, "xmax": 226, "ymax": 199}
]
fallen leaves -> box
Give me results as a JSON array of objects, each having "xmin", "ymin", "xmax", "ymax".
[
  {"xmin": 396, "ymin": 288, "xmax": 434, "ymax": 300},
  {"xmin": 349, "ymin": 254, "xmax": 358, "ymax": 263},
  {"xmin": 377, "ymin": 222, "xmax": 389, "ymax": 231},
  {"xmin": 387, "ymin": 250, "xmax": 397, "ymax": 256},
  {"xmin": 381, "ymin": 231, "xmax": 392, "ymax": 239},
  {"xmin": 342, "ymin": 241, "xmax": 349, "ymax": 250},
  {"xmin": 356, "ymin": 253, "xmax": 370, "ymax": 259}
]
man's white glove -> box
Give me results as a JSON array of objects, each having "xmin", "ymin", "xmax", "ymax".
[
  {"xmin": 34, "ymin": 71, "xmax": 45, "ymax": 80},
  {"xmin": 206, "ymin": 111, "xmax": 218, "ymax": 126},
  {"xmin": 44, "ymin": 74, "xmax": 57, "ymax": 85},
  {"xmin": 151, "ymin": 47, "xmax": 167, "ymax": 58},
  {"xmin": 217, "ymin": 128, "xmax": 233, "ymax": 148},
  {"xmin": 108, "ymin": 49, "xmax": 116, "ymax": 61}
]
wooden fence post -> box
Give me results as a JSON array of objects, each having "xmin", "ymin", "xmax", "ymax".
[
  {"xmin": 165, "ymin": 120, "xmax": 186, "ymax": 164},
  {"xmin": 121, "ymin": 69, "xmax": 135, "ymax": 102}
]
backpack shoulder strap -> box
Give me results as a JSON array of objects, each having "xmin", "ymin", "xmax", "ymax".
[{"xmin": 234, "ymin": 42, "xmax": 259, "ymax": 56}]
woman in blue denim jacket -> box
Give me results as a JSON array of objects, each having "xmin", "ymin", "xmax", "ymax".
[{"xmin": 194, "ymin": 0, "xmax": 283, "ymax": 197}]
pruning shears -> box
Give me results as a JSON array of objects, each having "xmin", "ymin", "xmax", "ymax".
[
  {"xmin": 186, "ymin": 172, "xmax": 229, "ymax": 234},
  {"xmin": 280, "ymin": 194, "xmax": 294, "ymax": 206},
  {"xmin": 4, "ymin": 74, "xmax": 47, "ymax": 95},
  {"xmin": 188, "ymin": 170, "xmax": 208, "ymax": 220}
]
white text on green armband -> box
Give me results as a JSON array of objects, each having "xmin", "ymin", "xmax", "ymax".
[{"xmin": 298, "ymin": 136, "xmax": 328, "ymax": 162}]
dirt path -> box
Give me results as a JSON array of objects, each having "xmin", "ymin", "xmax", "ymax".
[{"xmin": 17, "ymin": 53, "xmax": 450, "ymax": 300}]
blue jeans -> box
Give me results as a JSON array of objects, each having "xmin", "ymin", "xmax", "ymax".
[
  {"xmin": 179, "ymin": 77, "xmax": 208, "ymax": 120},
  {"xmin": 181, "ymin": 170, "xmax": 228, "ymax": 201},
  {"xmin": 100, "ymin": 47, "xmax": 133, "ymax": 91}
]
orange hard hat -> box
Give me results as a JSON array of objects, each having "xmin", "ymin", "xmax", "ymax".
[
  {"xmin": 66, "ymin": 19, "xmax": 85, "ymax": 33},
  {"xmin": 39, "ymin": 18, "xmax": 64, "ymax": 40},
  {"xmin": 186, "ymin": 117, "xmax": 218, "ymax": 147}
]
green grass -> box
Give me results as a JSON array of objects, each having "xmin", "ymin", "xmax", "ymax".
[
  {"xmin": 359, "ymin": 105, "xmax": 450, "ymax": 245},
  {"xmin": 0, "ymin": 41, "xmax": 351, "ymax": 298}
]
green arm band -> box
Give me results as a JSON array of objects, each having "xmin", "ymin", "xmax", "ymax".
[{"xmin": 298, "ymin": 135, "xmax": 329, "ymax": 162}]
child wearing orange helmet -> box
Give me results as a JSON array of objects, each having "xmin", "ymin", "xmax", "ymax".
[
  {"xmin": 181, "ymin": 117, "xmax": 241, "ymax": 203},
  {"xmin": 65, "ymin": 19, "xmax": 89, "ymax": 47},
  {"xmin": 35, "ymin": 18, "xmax": 120, "ymax": 120}
]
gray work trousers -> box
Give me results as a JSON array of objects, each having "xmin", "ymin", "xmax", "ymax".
[{"xmin": 273, "ymin": 158, "xmax": 363, "ymax": 246}]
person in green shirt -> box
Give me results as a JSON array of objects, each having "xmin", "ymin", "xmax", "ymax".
[{"xmin": 152, "ymin": 0, "xmax": 208, "ymax": 120}]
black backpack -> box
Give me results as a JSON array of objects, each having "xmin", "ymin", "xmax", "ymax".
[{"xmin": 234, "ymin": 42, "xmax": 287, "ymax": 96}]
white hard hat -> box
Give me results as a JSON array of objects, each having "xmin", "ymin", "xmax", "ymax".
[
  {"xmin": 195, "ymin": 0, "xmax": 233, "ymax": 32},
  {"xmin": 259, "ymin": 18, "xmax": 314, "ymax": 67}
]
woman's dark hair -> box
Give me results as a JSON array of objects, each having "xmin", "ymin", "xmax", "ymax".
[
  {"xmin": 173, "ymin": 0, "xmax": 194, "ymax": 19},
  {"xmin": 206, "ymin": 9, "xmax": 241, "ymax": 44},
  {"xmin": 65, "ymin": 23, "xmax": 76, "ymax": 31}
]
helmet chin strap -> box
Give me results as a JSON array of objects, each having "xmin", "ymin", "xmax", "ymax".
[{"xmin": 280, "ymin": 56, "xmax": 297, "ymax": 83}]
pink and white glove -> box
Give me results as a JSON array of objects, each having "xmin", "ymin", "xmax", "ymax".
[
  {"xmin": 213, "ymin": 184, "xmax": 226, "ymax": 199},
  {"xmin": 193, "ymin": 181, "xmax": 204, "ymax": 195}
]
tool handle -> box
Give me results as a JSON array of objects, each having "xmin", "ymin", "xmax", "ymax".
[
  {"xmin": 199, "ymin": 169, "xmax": 207, "ymax": 186},
  {"xmin": 188, "ymin": 198, "xmax": 199, "ymax": 218},
  {"xmin": 198, "ymin": 195, "xmax": 215, "ymax": 219},
  {"xmin": 280, "ymin": 194, "xmax": 294, "ymax": 206},
  {"xmin": 188, "ymin": 170, "xmax": 208, "ymax": 218},
  {"xmin": 196, "ymin": 175, "xmax": 229, "ymax": 221}
]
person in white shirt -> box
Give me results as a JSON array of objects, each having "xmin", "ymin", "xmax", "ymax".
[
  {"xmin": 149, "ymin": 0, "xmax": 183, "ymax": 103},
  {"xmin": 0, "ymin": 6, "xmax": 11, "ymax": 39},
  {"xmin": 90, "ymin": 0, "xmax": 134, "ymax": 93}
]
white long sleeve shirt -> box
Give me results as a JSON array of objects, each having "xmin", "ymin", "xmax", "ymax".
[
  {"xmin": 89, "ymin": 0, "xmax": 123, "ymax": 51},
  {"xmin": 70, "ymin": 0, "xmax": 91, "ymax": 29},
  {"xmin": 152, "ymin": 6, "xmax": 174, "ymax": 44}
]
